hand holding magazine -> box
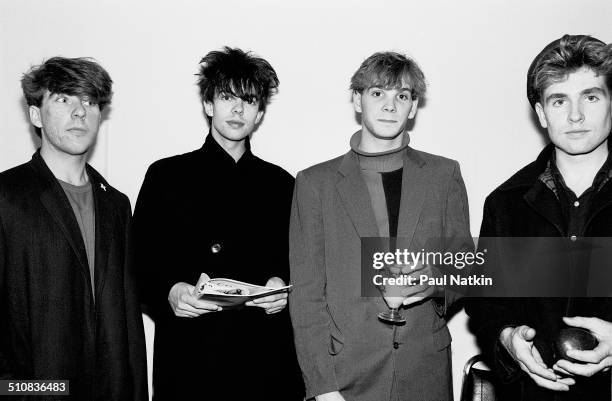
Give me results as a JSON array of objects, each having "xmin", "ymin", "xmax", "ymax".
[{"xmin": 193, "ymin": 273, "xmax": 292, "ymax": 307}]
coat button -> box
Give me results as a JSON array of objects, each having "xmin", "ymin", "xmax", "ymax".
[
  {"xmin": 393, "ymin": 342, "xmax": 399, "ymax": 349},
  {"xmin": 570, "ymin": 235, "xmax": 577, "ymax": 242},
  {"xmin": 211, "ymin": 243, "xmax": 222, "ymax": 253}
]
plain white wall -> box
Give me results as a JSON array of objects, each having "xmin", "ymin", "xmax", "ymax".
[{"xmin": 2, "ymin": 0, "xmax": 611, "ymax": 399}]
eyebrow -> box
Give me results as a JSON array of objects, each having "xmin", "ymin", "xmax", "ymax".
[
  {"xmin": 544, "ymin": 87, "xmax": 608, "ymax": 104},
  {"xmin": 369, "ymin": 86, "xmax": 412, "ymax": 92}
]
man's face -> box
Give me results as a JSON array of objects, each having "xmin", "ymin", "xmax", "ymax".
[
  {"xmin": 535, "ymin": 67, "xmax": 612, "ymax": 157},
  {"xmin": 30, "ymin": 91, "xmax": 101, "ymax": 157},
  {"xmin": 353, "ymin": 83, "xmax": 418, "ymax": 142},
  {"xmin": 204, "ymin": 92, "xmax": 263, "ymax": 145}
]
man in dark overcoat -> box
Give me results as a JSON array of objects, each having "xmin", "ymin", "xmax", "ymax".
[
  {"xmin": 133, "ymin": 47, "xmax": 303, "ymax": 400},
  {"xmin": 0, "ymin": 57, "xmax": 148, "ymax": 400},
  {"xmin": 466, "ymin": 34, "xmax": 612, "ymax": 400}
]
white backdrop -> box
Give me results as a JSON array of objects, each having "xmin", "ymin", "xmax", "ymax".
[{"xmin": 1, "ymin": 0, "xmax": 611, "ymax": 399}]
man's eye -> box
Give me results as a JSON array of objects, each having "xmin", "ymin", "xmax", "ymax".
[
  {"xmin": 398, "ymin": 94, "xmax": 409, "ymax": 101},
  {"xmin": 82, "ymin": 100, "xmax": 93, "ymax": 106},
  {"xmin": 219, "ymin": 93, "xmax": 232, "ymax": 101},
  {"xmin": 371, "ymin": 91, "xmax": 382, "ymax": 97},
  {"xmin": 552, "ymin": 99, "xmax": 565, "ymax": 107},
  {"xmin": 56, "ymin": 96, "xmax": 67, "ymax": 103},
  {"xmin": 586, "ymin": 95, "xmax": 599, "ymax": 102},
  {"xmin": 247, "ymin": 98, "xmax": 258, "ymax": 105}
]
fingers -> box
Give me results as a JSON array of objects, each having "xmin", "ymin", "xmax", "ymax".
[
  {"xmin": 565, "ymin": 345, "xmax": 609, "ymax": 364},
  {"xmin": 245, "ymin": 297, "xmax": 287, "ymax": 313},
  {"xmin": 554, "ymin": 356, "xmax": 612, "ymax": 377},
  {"xmin": 168, "ymin": 282, "xmax": 221, "ymax": 318},
  {"xmin": 402, "ymin": 285, "xmax": 436, "ymax": 306},
  {"xmin": 250, "ymin": 292, "xmax": 288, "ymax": 304},
  {"xmin": 517, "ymin": 346, "xmax": 557, "ymax": 382},
  {"xmin": 563, "ymin": 316, "xmax": 600, "ymax": 331},
  {"xmin": 526, "ymin": 371, "xmax": 573, "ymax": 391}
]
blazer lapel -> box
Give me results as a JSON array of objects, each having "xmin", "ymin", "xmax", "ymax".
[
  {"xmin": 88, "ymin": 167, "xmax": 115, "ymax": 300},
  {"xmin": 32, "ymin": 154, "xmax": 90, "ymax": 281},
  {"xmin": 336, "ymin": 151, "xmax": 379, "ymax": 238},
  {"xmin": 396, "ymin": 147, "xmax": 428, "ymax": 248}
]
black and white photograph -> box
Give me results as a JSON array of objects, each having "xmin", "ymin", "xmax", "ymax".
[{"xmin": 1, "ymin": 1, "xmax": 612, "ymax": 400}]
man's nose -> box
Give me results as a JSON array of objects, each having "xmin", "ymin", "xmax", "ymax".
[
  {"xmin": 72, "ymin": 101, "xmax": 86, "ymax": 119},
  {"xmin": 232, "ymin": 99, "xmax": 244, "ymax": 114},
  {"xmin": 568, "ymin": 102, "xmax": 585, "ymax": 123},
  {"xmin": 382, "ymin": 97, "xmax": 396, "ymax": 112}
]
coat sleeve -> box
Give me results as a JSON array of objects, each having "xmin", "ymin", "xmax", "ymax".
[
  {"xmin": 133, "ymin": 163, "xmax": 185, "ymax": 319},
  {"xmin": 288, "ymin": 171, "xmax": 338, "ymax": 399},
  {"xmin": 122, "ymin": 198, "xmax": 149, "ymax": 401},
  {"xmin": 464, "ymin": 196, "xmax": 523, "ymax": 382},
  {"xmin": 433, "ymin": 161, "xmax": 474, "ymax": 316}
]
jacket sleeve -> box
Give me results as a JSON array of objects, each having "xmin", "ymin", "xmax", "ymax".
[
  {"xmin": 288, "ymin": 172, "xmax": 338, "ymax": 399},
  {"xmin": 433, "ymin": 161, "xmax": 474, "ymax": 315},
  {"xmin": 122, "ymin": 198, "xmax": 149, "ymax": 401},
  {"xmin": 464, "ymin": 196, "xmax": 523, "ymax": 382},
  {"xmin": 133, "ymin": 163, "xmax": 185, "ymax": 319}
]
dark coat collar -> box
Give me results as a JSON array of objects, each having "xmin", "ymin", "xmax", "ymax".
[
  {"xmin": 198, "ymin": 133, "xmax": 254, "ymax": 167},
  {"xmin": 497, "ymin": 143, "xmax": 555, "ymax": 192}
]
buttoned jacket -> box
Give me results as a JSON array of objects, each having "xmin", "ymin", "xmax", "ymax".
[{"xmin": 289, "ymin": 145, "xmax": 472, "ymax": 401}]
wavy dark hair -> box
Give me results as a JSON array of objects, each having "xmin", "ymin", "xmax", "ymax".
[
  {"xmin": 350, "ymin": 51, "xmax": 427, "ymax": 100},
  {"xmin": 527, "ymin": 35, "xmax": 612, "ymax": 108},
  {"xmin": 196, "ymin": 47, "xmax": 279, "ymax": 118},
  {"xmin": 21, "ymin": 57, "xmax": 113, "ymax": 136}
]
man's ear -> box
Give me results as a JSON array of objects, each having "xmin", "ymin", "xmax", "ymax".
[
  {"xmin": 255, "ymin": 110, "xmax": 264, "ymax": 125},
  {"xmin": 352, "ymin": 91, "xmax": 362, "ymax": 113},
  {"xmin": 203, "ymin": 101, "xmax": 214, "ymax": 118},
  {"xmin": 29, "ymin": 106, "xmax": 43, "ymax": 128},
  {"xmin": 535, "ymin": 102, "xmax": 548, "ymax": 129},
  {"xmin": 408, "ymin": 98, "xmax": 419, "ymax": 119}
]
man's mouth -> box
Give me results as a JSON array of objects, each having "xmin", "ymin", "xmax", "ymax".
[
  {"xmin": 226, "ymin": 120, "xmax": 245, "ymax": 129},
  {"xmin": 67, "ymin": 127, "xmax": 87, "ymax": 133},
  {"xmin": 377, "ymin": 119, "xmax": 397, "ymax": 123},
  {"xmin": 566, "ymin": 129, "xmax": 589, "ymax": 136}
]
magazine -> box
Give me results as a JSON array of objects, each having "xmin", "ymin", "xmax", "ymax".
[{"xmin": 193, "ymin": 274, "xmax": 292, "ymax": 307}]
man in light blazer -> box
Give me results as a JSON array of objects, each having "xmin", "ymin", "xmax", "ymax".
[{"xmin": 289, "ymin": 51, "xmax": 473, "ymax": 401}]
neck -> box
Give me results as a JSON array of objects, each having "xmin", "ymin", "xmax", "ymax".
[
  {"xmin": 211, "ymin": 130, "xmax": 246, "ymax": 162},
  {"xmin": 40, "ymin": 145, "xmax": 89, "ymax": 185},
  {"xmin": 358, "ymin": 131, "xmax": 404, "ymax": 154},
  {"xmin": 555, "ymin": 140, "xmax": 609, "ymax": 196}
]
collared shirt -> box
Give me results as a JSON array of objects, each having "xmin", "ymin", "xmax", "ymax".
[{"xmin": 539, "ymin": 150, "xmax": 612, "ymax": 238}]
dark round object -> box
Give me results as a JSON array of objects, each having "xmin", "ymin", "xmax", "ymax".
[{"xmin": 555, "ymin": 327, "xmax": 598, "ymax": 363}]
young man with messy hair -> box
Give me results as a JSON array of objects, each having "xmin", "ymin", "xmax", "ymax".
[
  {"xmin": 134, "ymin": 47, "xmax": 303, "ymax": 400},
  {"xmin": 466, "ymin": 35, "xmax": 612, "ymax": 401},
  {"xmin": 0, "ymin": 57, "xmax": 148, "ymax": 400},
  {"xmin": 289, "ymin": 51, "xmax": 472, "ymax": 401}
]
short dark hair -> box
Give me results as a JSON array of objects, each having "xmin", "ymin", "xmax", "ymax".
[
  {"xmin": 21, "ymin": 57, "xmax": 113, "ymax": 110},
  {"xmin": 350, "ymin": 51, "xmax": 427, "ymax": 100},
  {"xmin": 527, "ymin": 34, "xmax": 612, "ymax": 109},
  {"xmin": 196, "ymin": 47, "xmax": 279, "ymax": 114}
]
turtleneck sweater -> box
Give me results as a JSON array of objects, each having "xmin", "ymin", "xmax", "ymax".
[{"xmin": 350, "ymin": 131, "xmax": 408, "ymax": 237}]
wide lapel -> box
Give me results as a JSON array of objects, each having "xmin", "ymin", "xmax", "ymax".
[
  {"xmin": 33, "ymin": 154, "xmax": 90, "ymax": 280},
  {"xmin": 87, "ymin": 166, "xmax": 115, "ymax": 301},
  {"xmin": 396, "ymin": 147, "xmax": 428, "ymax": 249},
  {"xmin": 335, "ymin": 151, "xmax": 379, "ymax": 238}
]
